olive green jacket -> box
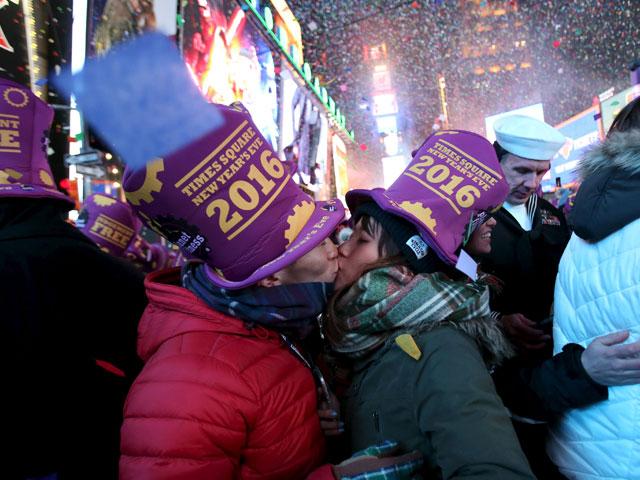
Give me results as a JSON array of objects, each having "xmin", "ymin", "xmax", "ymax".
[{"xmin": 344, "ymin": 326, "xmax": 535, "ymax": 479}]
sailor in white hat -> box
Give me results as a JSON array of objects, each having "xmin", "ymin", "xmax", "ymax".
[
  {"xmin": 493, "ymin": 115, "xmax": 566, "ymax": 225},
  {"xmin": 482, "ymin": 114, "xmax": 570, "ymax": 330},
  {"xmin": 480, "ymin": 115, "xmax": 573, "ymax": 477}
]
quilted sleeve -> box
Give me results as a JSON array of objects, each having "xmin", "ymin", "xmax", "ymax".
[
  {"xmin": 239, "ymin": 352, "xmax": 327, "ymax": 480},
  {"xmin": 119, "ymin": 352, "xmax": 255, "ymax": 480}
]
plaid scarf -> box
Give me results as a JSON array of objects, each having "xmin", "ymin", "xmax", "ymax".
[
  {"xmin": 326, "ymin": 265, "xmax": 496, "ymax": 359},
  {"xmin": 182, "ymin": 262, "xmax": 332, "ymax": 339}
]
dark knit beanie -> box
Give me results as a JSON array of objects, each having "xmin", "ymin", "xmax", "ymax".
[
  {"xmin": 354, "ymin": 202, "xmax": 447, "ymax": 274},
  {"xmin": 493, "ymin": 141, "xmax": 510, "ymax": 161}
]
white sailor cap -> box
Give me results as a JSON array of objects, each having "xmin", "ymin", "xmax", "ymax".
[{"xmin": 493, "ymin": 115, "xmax": 566, "ymax": 161}]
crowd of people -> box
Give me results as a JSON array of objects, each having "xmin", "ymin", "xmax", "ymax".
[{"xmin": 2, "ymin": 59, "xmax": 640, "ymax": 480}]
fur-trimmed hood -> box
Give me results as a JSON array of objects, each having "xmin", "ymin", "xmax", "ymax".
[
  {"xmin": 429, "ymin": 312, "xmax": 515, "ymax": 366},
  {"xmin": 578, "ymin": 129, "xmax": 640, "ymax": 179},
  {"xmin": 571, "ymin": 129, "xmax": 640, "ymax": 242}
]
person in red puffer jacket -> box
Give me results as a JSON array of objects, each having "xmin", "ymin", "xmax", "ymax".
[
  {"xmin": 117, "ymin": 102, "xmax": 347, "ymax": 479},
  {"xmin": 121, "ymin": 266, "xmax": 331, "ymax": 479}
]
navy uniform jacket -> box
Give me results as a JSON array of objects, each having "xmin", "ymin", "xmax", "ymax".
[{"xmin": 480, "ymin": 195, "xmax": 570, "ymax": 324}]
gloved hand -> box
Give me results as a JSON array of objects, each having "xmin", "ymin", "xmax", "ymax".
[{"xmin": 332, "ymin": 440, "xmax": 423, "ymax": 480}]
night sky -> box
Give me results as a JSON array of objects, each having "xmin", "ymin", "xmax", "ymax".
[{"xmin": 287, "ymin": 0, "xmax": 640, "ymax": 187}]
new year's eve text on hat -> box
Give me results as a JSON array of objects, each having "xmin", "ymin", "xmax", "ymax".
[
  {"xmin": 174, "ymin": 120, "xmax": 290, "ymax": 240},
  {"xmin": 405, "ymin": 137, "xmax": 501, "ymax": 215},
  {"xmin": 0, "ymin": 116, "xmax": 21, "ymax": 153}
]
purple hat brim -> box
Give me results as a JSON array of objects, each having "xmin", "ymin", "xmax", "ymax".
[
  {"xmin": 0, "ymin": 184, "xmax": 75, "ymax": 207},
  {"xmin": 205, "ymin": 199, "xmax": 345, "ymax": 289},
  {"xmin": 346, "ymin": 188, "xmax": 456, "ymax": 265}
]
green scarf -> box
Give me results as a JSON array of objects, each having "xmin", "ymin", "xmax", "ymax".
[{"xmin": 326, "ymin": 265, "xmax": 513, "ymax": 364}]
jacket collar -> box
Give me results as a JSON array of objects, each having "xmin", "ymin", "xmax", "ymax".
[
  {"xmin": 498, "ymin": 196, "xmax": 538, "ymax": 232},
  {"xmin": 137, "ymin": 268, "xmax": 280, "ymax": 361}
]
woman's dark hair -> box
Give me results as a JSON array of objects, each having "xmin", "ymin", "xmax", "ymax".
[
  {"xmin": 358, "ymin": 213, "xmax": 459, "ymax": 278},
  {"xmin": 326, "ymin": 214, "xmax": 408, "ymax": 322},
  {"xmin": 608, "ymin": 96, "xmax": 640, "ymax": 136},
  {"xmin": 359, "ymin": 214, "xmax": 402, "ymax": 259},
  {"xmin": 326, "ymin": 214, "xmax": 462, "ymax": 322}
]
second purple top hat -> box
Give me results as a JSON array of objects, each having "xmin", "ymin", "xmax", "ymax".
[
  {"xmin": 347, "ymin": 130, "xmax": 509, "ymax": 266},
  {"xmin": 77, "ymin": 193, "xmax": 140, "ymax": 257}
]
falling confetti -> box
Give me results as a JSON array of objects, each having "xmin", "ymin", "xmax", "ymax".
[{"xmin": 286, "ymin": 0, "xmax": 640, "ymax": 187}]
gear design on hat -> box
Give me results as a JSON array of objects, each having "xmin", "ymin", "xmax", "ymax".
[
  {"xmin": 154, "ymin": 215, "xmax": 211, "ymax": 260},
  {"xmin": 39, "ymin": 169, "xmax": 55, "ymax": 187},
  {"xmin": 124, "ymin": 158, "xmax": 164, "ymax": 206},
  {"xmin": 0, "ymin": 168, "xmax": 23, "ymax": 184},
  {"xmin": 398, "ymin": 201, "xmax": 437, "ymax": 236},
  {"xmin": 3, "ymin": 87, "xmax": 29, "ymax": 108},
  {"xmin": 284, "ymin": 200, "xmax": 315, "ymax": 246},
  {"xmin": 93, "ymin": 194, "xmax": 117, "ymax": 207}
]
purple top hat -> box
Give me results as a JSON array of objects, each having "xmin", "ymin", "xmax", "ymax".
[
  {"xmin": 0, "ymin": 78, "xmax": 73, "ymax": 205},
  {"xmin": 123, "ymin": 102, "xmax": 344, "ymax": 289},
  {"xmin": 147, "ymin": 243, "xmax": 171, "ymax": 271},
  {"xmin": 347, "ymin": 130, "xmax": 508, "ymax": 266},
  {"xmin": 77, "ymin": 193, "xmax": 139, "ymax": 257},
  {"xmin": 124, "ymin": 223, "xmax": 151, "ymax": 263}
]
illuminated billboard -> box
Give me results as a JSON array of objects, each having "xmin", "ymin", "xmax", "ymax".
[
  {"xmin": 372, "ymin": 93, "xmax": 398, "ymax": 117},
  {"xmin": 0, "ymin": 0, "xmax": 30, "ymax": 86},
  {"xmin": 372, "ymin": 69, "xmax": 392, "ymax": 91},
  {"xmin": 381, "ymin": 155, "xmax": 408, "ymax": 188},
  {"xmin": 485, "ymin": 103, "xmax": 545, "ymax": 143},
  {"xmin": 376, "ymin": 115, "xmax": 397, "ymax": 134},
  {"xmin": 383, "ymin": 133, "xmax": 399, "ymax": 156},
  {"xmin": 181, "ymin": 0, "xmax": 279, "ymax": 149},
  {"xmin": 541, "ymin": 106, "xmax": 600, "ymax": 192},
  {"xmin": 332, "ymin": 134, "xmax": 349, "ymax": 202},
  {"xmin": 601, "ymin": 84, "xmax": 640, "ymax": 134},
  {"xmin": 88, "ymin": 0, "xmax": 177, "ymax": 57}
]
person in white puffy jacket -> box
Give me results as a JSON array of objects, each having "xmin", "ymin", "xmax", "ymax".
[{"xmin": 548, "ymin": 97, "xmax": 640, "ymax": 480}]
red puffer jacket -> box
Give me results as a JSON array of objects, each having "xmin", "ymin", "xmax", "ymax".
[{"xmin": 120, "ymin": 269, "xmax": 326, "ymax": 479}]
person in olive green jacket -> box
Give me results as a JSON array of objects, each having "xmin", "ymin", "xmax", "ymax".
[{"xmin": 325, "ymin": 130, "xmax": 535, "ymax": 480}]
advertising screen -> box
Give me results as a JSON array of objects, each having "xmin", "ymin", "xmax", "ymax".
[
  {"xmin": 485, "ymin": 103, "xmax": 545, "ymax": 143},
  {"xmin": 332, "ymin": 134, "xmax": 349, "ymax": 203},
  {"xmin": 541, "ymin": 106, "xmax": 600, "ymax": 192},
  {"xmin": 601, "ymin": 85, "xmax": 640, "ymax": 134},
  {"xmin": 87, "ymin": 0, "xmax": 176, "ymax": 57},
  {"xmin": 376, "ymin": 115, "xmax": 397, "ymax": 134},
  {"xmin": 372, "ymin": 93, "xmax": 398, "ymax": 116},
  {"xmin": 372, "ymin": 69, "xmax": 392, "ymax": 91},
  {"xmin": 279, "ymin": 65, "xmax": 298, "ymax": 154},
  {"xmin": 279, "ymin": 64, "xmax": 326, "ymax": 188},
  {"xmin": 383, "ymin": 133, "xmax": 399, "ymax": 156},
  {"xmin": 181, "ymin": 0, "xmax": 279, "ymax": 149},
  {"xmin": 381, "ymin": 155, "xmax": 408, "ymax": 188},
  {"xmin": 0, "ymin": 0, "xmax": 30, "ymax": 86}
]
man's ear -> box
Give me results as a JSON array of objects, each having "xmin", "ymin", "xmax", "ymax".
[{"xmin": 256, "ymin": 274, "xmax": 282, "ymax": 288}]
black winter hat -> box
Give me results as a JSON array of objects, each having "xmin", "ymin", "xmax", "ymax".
[{"xmin": 354, "ymin": 202, "xmax": 447, "ymax": 274}]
